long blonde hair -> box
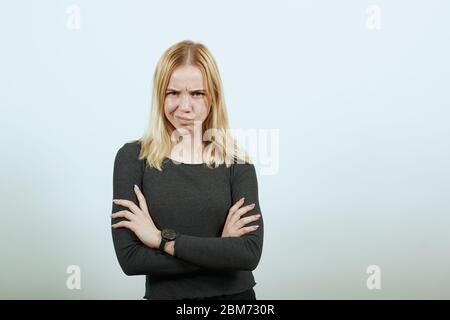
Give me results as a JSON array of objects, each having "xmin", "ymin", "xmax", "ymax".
[{"xmin": 131, "ymin": 40, "xmax": 251, "ymax": 171}]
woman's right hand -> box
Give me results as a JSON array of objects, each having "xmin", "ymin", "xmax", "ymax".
[{"xmin": 221, "ymin": 197, "xmax": 261, "ymax": 238}]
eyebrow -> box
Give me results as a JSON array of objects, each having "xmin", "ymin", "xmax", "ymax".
[{"xmin": 166, "ymin": 88, "xmax": 206, "ymax": 92}]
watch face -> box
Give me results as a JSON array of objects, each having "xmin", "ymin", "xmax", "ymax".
[{"xmin": 162, "ymin": 228, "xmax": 177, "ymax": 240}]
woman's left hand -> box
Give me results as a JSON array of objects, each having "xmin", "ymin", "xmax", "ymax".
[{"xmin": 112, "ymin": 185, "xmax": 161, "ymax": 249}]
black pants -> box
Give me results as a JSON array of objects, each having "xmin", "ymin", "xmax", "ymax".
[{"xmin": 182, "ymin": 288, "xmax": 256, "ymax": 301}]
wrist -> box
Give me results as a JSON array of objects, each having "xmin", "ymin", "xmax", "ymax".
[
  {"xmin": 155, "ymin": 229, "xmax": 162, "ymax": 249},
  {"xmin": 164, "ymin": 240, "xmax": 175, "ymax": 256},
  {"xmin": 158, "ymin": 228, "xmax": 177, "ymax": 254}
]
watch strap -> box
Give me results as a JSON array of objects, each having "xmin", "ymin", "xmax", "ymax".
[{"xmin": 159, "ymin": 236, "xmax": 167, "ymax": 252}]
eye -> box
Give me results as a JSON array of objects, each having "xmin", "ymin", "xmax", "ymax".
[
  {"xmin": 166, "ymin": 91, "xmax": 179, "ymax": 96},
  {"xmin": 192, "ymin": 92, "xmax": 205, "ymax": 97}
]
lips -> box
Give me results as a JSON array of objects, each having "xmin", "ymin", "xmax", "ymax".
[{"xmin": 175, "ymin": 115, "xmax": 193, "ymax": 121}]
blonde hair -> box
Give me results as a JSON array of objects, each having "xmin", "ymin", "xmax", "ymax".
[{"xmin": 131, "ymin": 40, "xmax": 251, "ymax": 171}]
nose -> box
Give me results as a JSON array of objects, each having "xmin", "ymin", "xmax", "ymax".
[{"xmin": 178, "ymin": 92, "xmax": 191, "ymax": 111}]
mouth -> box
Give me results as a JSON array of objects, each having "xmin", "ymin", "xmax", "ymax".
[{"xmin": 175, "ymin": 115, "xmax": 193, "ymax": 122}]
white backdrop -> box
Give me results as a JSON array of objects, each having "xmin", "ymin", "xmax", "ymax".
[{"xmin": 0, "ymin": 0, "xmax": 449, "ymax": 299}]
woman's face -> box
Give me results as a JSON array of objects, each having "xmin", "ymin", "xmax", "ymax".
[{"xmin": 164, "ymin": 65, "xmax": 210, "ymax": 134}]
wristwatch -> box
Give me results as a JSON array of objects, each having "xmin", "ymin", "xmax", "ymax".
[{"xmin": 159, "ymin": 228, "xmax": 177, "ymax": 252}]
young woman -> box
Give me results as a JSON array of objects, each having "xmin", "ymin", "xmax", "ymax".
[{"xmin": 111, "ymin": 40, "xmax": 264, "ymax": 300}]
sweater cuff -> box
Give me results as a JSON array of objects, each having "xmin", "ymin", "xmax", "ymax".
[{"xmin": 174, "ymin": 233, "xmax": 183, "ymax": 257}]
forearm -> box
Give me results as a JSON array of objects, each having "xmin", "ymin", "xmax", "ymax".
[
  {"xmin": 112, "ymin": 222, "xmax": 203, "ymax": 276},
  {"xmin": 169, "ymin": 227, "xmax": 263, "ymax": 271}
]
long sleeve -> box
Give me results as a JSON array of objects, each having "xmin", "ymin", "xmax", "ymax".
[
  {"xmin": 173, "ymin": 162, "xmax": 264, "ymax": 271},
  {"xmin": 111, "ymin": 142, "xmax": 202, "ymax": 276}
]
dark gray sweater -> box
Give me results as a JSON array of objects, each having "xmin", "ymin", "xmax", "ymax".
[{"xmin": 111, "ymin": 141, "xmax": 264, "ymax": 299}]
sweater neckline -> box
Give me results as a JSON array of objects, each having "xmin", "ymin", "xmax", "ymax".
[{"xmin": 164, "ymin": 157, "xmax": 206, "ymax": 166}]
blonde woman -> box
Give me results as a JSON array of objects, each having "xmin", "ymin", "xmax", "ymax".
[{"xmin": 111, "ymin": 40, "xmax": 264, "ymax": 300}]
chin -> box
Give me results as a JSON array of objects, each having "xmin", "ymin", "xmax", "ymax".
[{"xmin": 174, "ymin": 125, "xmax": 192, "ymax": 134}]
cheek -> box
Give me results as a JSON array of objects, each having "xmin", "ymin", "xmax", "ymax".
[
  {"xmin": 194, "ymin": 99, "xmax": 209, "ymax": 118},
  {"xmin": 164, "ymin": 98, "xmax": 178, "ymax": 114}
]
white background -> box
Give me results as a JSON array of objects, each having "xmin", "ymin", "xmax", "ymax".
[{"xmin": 0, "ymin": 0, "xmax": 449, "ymax": 299}]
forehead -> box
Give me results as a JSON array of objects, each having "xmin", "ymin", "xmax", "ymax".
[{"xmin": 167, "ymin": 65, "xmax": 204, "ymax": 88}]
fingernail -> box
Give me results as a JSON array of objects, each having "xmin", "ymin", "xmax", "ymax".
[
  {"xmin": 256, "ymin": 214, "xmax": 261, "ymax": 218},
  {"xmin": 240, "ymin": 197, "xmax": 245, "ymax": 202},
  {"xmin": 254, "ymin": 225, "xmax": 259, "ymax": 229},
  {"xmin": 112, "ymin": 199, "xmax": 118, "ymax": 203},
  {"xmin": 134, "ymin": 184, "xmax": 138, "ymax": 189},
  {"xmin": 249, "ymin": 203, "xmax": 255, "ymax": 208}
]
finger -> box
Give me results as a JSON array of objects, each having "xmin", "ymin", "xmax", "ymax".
[
  {"xmin": 111, "ymin": 210, "xmax": 136, "ymax": 221},
  {"xmin": 113, "ymin": 199, "xmax": 142, "ymax": 216},
  {"xmin": 236, "ymin": 214, "xmax": 261, "ymax": 229},
  {"xmin": 134, "ymin": 185, "xmax": 150, "ymax": 216},
  {"xmin": 111, "ymin": 220, "xmax": 134, "ymax": 230},
  {"xmin": 237, "ymin": 225, "xmax": 260, "ymax": 236},
  {"xmin": 228, "ymin": 197, "xmax": 245, "ymax": 216},
  {"xmin": 230, "ymin": 203, "xmax": 256, "ymax": 224}
]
